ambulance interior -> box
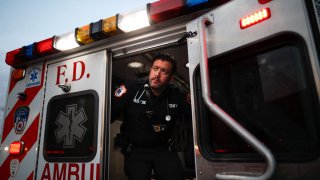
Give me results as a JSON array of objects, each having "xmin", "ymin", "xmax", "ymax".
[{"xmin": 110, "ymin": 43, "xmax": 195, "ymax": 179}]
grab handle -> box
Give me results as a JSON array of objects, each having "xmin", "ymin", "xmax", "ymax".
[{"xmin": 198, "ymin": 15, "xmax": 275, "ymax": 180}]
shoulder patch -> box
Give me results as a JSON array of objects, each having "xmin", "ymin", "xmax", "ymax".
[{"xmin": 114, "ymin": 85, "xmax": 127, "ymax": 98}]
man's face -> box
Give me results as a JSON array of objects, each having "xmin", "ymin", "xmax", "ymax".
[{"xmin": 149, "ymin": 59, "xmax": 173, "ymax": 92}]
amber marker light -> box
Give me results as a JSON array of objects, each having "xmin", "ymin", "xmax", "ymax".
[
  {"xmin": 76, "ymin": 24, "xmax": 94, "ymax": 45},
  {"xmin": 12, "ymin": 69, "xmax": 26, "ymax": 81}
]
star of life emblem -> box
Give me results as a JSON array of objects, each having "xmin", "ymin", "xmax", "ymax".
[
  {"xmin": 26, "ymin": 67, "xmax": 41, "ymax": 88},
  {"xmin": 54, "ymin": 104, "xmax": 87, "ymax": 148}
]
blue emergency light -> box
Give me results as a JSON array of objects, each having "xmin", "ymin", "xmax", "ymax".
[
  {"xmin": 186, "ymin": 0, "xmax": 208, "ymax": 7},
  {"xmin": 23, "ymin": 43, "xmax": 36, "ymax": 59}
]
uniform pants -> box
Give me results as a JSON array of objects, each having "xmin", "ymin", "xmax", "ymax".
[{"xmin": 124, "ymin": 146, "xmax": 183, "ymax": 180}]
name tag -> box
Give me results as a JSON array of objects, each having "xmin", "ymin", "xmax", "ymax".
[
  {"xmin": 133, "ymin": 98, "xmax": 147, "ymax": 104},
  {"xmin": 168, "ymin": 104, "xmax": 178, "ymax": 108}
]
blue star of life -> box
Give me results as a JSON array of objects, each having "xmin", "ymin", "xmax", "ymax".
[
  {"xmin": 30, "ymin": 70, "xmax": 38, "ymax": 82},
  {"xmin": 26, "ymin": 67, "xmax": 41, "ymax": 88}
]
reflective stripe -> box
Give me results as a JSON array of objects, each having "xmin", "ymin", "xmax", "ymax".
[
  {"xmin": 1, "ymin": 64, "xmax": 45, "ymax": 143},
  {"xmin": 0, "ymin": 115, "xmax": 40, "ymax": 179},
  {"xmin": 0, "ymin": 63, "xmax": 45, "ymax": 179}
]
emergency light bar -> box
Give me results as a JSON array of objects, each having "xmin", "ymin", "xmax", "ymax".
[
  {"xmin": 54, "ymin": 32, "xmax": 79, "ymax": 51},
  {"xmin": 259, "ymin": 0, "xmax": 272, "ymax": 4},
  {"xmin": 118, "ymin": 7, "xmax": 150, "ymax": 32},
  {"xmin": 22, "ymin": 44, "xmax": 36, "ymax": 59},
  {"xmin": 5, "ymin": 37, "xmax": 58, "ymax": 67},
  {"xmin": 148, "ymin": 0, "xmax": 185, "ymax": 24},
  {"xmin": 89, "ymin": 16, "xmax": 123, "ymax": 41},
  {"xmin": 5, "ymin": 0, "xmax": 222, "ymax": 67},
  {"xmin": 76, "ymin": 25, "xmax": 94, "ymax": 45},
  {"xmin": 102, "ymin": 16, "xmax": 122, "ymax": 36},
  {"xmin": 186, "ymin": 0, "xmax": 209, "ymax": 7},
  {"xmin": 240, "ymin": 8, "xmax": 271, "ymax": 29},
  {"xmin": 5, "ymin": 48, "xmax": 22, "ymax": 67},
  {"xmin": 35, "ymin": 37, "xmax": 56, "ymax": 55}
]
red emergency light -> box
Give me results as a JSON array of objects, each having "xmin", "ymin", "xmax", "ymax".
[
  {"xmin": 10, "ymin": 141, "xmax": 25, "ymax": 156},
  {"xmin": 147, "ymin": 0, "xmax": 185, "ymax": 24},
  {"xmin": 35, "ymin": 37, "xmax": 56, "ymax": 55},
  {"xmin": 5, "ymin": 48, "xmax": 22, "ymax": 67},
  {"xmin": 240, "ymin": 8, "xmax": 271, "ymax": 29},
  {"xmin": 259, "ymin": 0, "xmax": 272, "ymax": 4}
]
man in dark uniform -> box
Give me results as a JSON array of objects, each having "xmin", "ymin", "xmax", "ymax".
[{"xmin": 111, "ymin": 53, "xmax": 191, "ymax": 180}]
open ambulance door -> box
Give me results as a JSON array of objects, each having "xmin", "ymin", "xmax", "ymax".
[
  {"xmin": 186, "ymin": 0, "xmax": 320, "ymax": 179},
  {"xmin": 107, "ymin": 16, "xmax": 196, "ymax": 179},
  {"xmin": 36, "ymin": 50, "xmax": 109, "ymax": 179}
]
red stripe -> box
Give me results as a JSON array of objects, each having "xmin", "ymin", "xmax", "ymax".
[
  {"xmin": 2, "ymin": 64, "xmax": 45, "ymax": 143},
  {"xmin": 0, "ymin": 114, "xmax": 40, "ymax": 179},
  {"xmin": 96, "ymin": 163, "xmax": 100, "ymax": 180},
  {"xmin": 27, "ymin": 171, "xmax": 34, "ymax": 180}
]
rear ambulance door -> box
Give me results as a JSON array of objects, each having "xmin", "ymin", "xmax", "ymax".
[
  {"xmin": 0, "ymin": 63, "xmax": 46, "ymax": 179},
  {"xmin": 187, "ymin": 0, "xmax": 320, "ymax": 179},
  {"xmin": 36, "ymin": 51, "xmax": 108, "ymax": 179}
]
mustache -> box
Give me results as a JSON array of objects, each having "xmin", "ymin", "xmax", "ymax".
[{"xmin": 151, "ymin": 77, "xmax": 160, "ymax": 81}]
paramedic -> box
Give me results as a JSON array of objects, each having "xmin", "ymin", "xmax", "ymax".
[{"xmin": 111, "ymin": 53, "xmax": 191, "ymax": 180}]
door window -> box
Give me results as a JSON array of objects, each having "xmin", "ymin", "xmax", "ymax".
[
  {"xmin": 195, "ymin": 35, "xmax": 320, "ymax": 161},
  {"xmin": 43, "ymin": 90, "xmax": 99, "ymax": 162}
]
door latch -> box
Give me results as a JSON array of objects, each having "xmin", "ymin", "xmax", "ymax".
[
  {"xmin": 178, "ymin": 31, "xmax": 198, "ymax": 43},
  {"xmin": 58, "ymin": 84, "xmax": 71, "ymax": 93}
]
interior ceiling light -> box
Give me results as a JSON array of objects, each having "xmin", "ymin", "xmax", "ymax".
[{"xmin": 127, "ymin": 61, "xmax": 144, "ymax": 68}]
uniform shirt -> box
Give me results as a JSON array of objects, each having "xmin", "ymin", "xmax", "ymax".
[{"xmin": 112, "ymin": 81, "xmax": 191, "ymax": 147}]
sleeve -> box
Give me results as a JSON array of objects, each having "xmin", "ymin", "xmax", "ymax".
[
  {"xmin": 181, "ymin": 92, "xmax": 192, "ymax": 138},
  {"xmin": 181, "ymin": 91, "xmax": 192, "ymax": 117},
  {"xmin": 111, "ymin": 82, "xmax": 133, "ymax": 123},
  {"xmin": 176, "ymin": 89, "xmax": 192, "ymax": 124}
]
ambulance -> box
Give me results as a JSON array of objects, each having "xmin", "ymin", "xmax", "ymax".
[{"xmin": 1, "ymin": 0, "xmax": 319, "ymax": 179}]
